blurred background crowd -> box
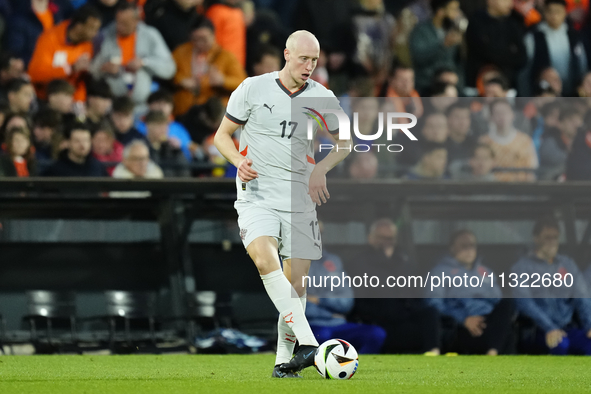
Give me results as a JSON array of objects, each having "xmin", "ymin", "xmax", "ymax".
[
  {"xmin": 307, "ymin": 216, "xmax": 591, "ymax": 356},
  {"xmin": 0, "ymin": 0, "xmax": 590, "ymax": 181}
]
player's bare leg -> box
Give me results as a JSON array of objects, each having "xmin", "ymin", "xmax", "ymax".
[
  {"xmin": 283, "ymin": 258, "xmax": 311, "ymax": 297},
  {"xmin": 246, "ymin": 237, "xmax": 318, "ymax": 376},
  {"xmin": 246, "ymin": 236, "xmax": 282, "ymax": 275}
]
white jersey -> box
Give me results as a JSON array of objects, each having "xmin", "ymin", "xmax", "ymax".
[{"xmin": 226, "ymin": 71, "xmax": 342, "ymax": 213}]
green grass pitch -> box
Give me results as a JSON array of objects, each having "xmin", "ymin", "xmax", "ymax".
[{"xmin": 1, "ymin": 354, "xmax": 590, "ymax": 394}]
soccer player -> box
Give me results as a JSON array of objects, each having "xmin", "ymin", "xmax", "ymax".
[{"xmin": 214, "ymin": 30, "xmax": 351, "ymax": 377}]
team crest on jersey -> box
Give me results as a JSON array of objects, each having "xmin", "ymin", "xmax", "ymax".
[
  {"xmin": 303, "ymin": 107, "xmax": 328, "ymax": 131},
  {"xmin": 240, "ymin": 228, "xmax": 248, "ymax": 240}
]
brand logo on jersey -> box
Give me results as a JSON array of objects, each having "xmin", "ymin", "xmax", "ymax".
[
  {"xmin": 263, "ymin": 103, "xmax": 275, "ymax": 113},
  {"xmin": 283, "ymin": 312, "xmax": 294, "ymax": 324},
  {"xmin": 240, "ymin": 228, "xmax": 247, "ymax": 240}
]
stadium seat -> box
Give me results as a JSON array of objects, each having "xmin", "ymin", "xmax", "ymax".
[
  {"xmin": 102, "ymin": 291, "xmax": 158, "ymax": 353},
  {"xmin": 230, "ymin": 292, "xmax": 277, "ymax": 340},
  {"xmin": 169, "ymin": 291, "xmax": 233, "ymax": 346},
  {"xmin": 22, "ymin": 291, "xmax": 78, "ymax": 354}
]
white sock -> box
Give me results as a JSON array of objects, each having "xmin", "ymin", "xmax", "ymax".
[
  {"xmin": 261, "ymin": 269, "xmax": 318, "ymax": 347},
  {"xmin": 275, "ymin": 316, "xmax": 297, "ymax": 365},
  {"xmin": 274, "ymin": 292, "xmax": 309, "ymax": 365}
]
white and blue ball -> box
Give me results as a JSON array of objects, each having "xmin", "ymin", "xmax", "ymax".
[{"xmin": 314, "ymin": 339, "xmax": 359, "ymax": 379}]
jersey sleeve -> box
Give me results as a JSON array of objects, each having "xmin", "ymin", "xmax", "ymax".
[
  {"xmin": 225, "ymin": 79, "xmax": 251, "ymax": 125},
  {"xmin": 322, "ymin": 90, "xmax": 343, "ymax": 136}
]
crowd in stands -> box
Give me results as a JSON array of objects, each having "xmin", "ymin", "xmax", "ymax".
[
  {"xmin": 0, "ymin": 0, "xmax": 245, "ymax": 177},
  {"xmin": 0, "ymin": 0, "xmax": 589, "ymax": 180},
  {"xmin": 306, "ymin": 216, "xmax": 591, "ymax": 355}
]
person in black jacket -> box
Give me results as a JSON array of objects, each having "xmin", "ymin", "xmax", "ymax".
[
  {"xmin": 44, "ymin": 79, "xmax": 77, "ymax": 129},
  {"xmin": 32, "ymin": 108, "xmax": 62, "ymax": 165},
  {"xmin": 519, "ymin": 0, "xmax": 588, "ymax": 97},
  {"xmin": 42, "ymin": 122, "xmax": 108, "ymax": 177},
  {"xmin": 85, "ymin": 78, "xmax": 113, "ymax": 132},
  {"xmin": 539, "ymin": 107, "xmax": 582, "ymax": 180},
  {"xmin": 111, "ymin": 96, "xmax": 147, "ymax": 146},
  {"xmin": 0, "ymin": 154, "xmax": 16, "ymax": 176},
  {"xmin": 466, "ymin": 0, "xmax": 527, "ymax": 89},
  {"xmin": 87, "ymin": 0, "xmax": 127, "ymax": 28},
  {"xmin": 0, "ymin": 52, "xmax": 27, "ymax": 100},
  {"xmin": 565, "ymin": 128, "xmax": 591, "ymax": 180},
  {"xmin": 4, "ymin": 0, "xmax": 72, "ymax": 66},
  {"xmin": 6, "ymin": 78, "xmax": 36, "ymax": 114},
  {"xmin": 347, "ymin": 218, "xmax": 442, "ymax": 354},
  {"xmin": 144, "ymin": 110, "xmax": 190, "ymax": 177},
  {"xmin": 144, "ymin": 0, "xmax": 203, "ymax": 51}
]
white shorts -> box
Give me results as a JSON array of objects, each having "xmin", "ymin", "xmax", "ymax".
[{"xmin": 235, "ymin": 200, "xmax": 322, "ymax": 260}]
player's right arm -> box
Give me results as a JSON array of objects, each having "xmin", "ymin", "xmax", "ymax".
[
  {"xmin": 214, "ymin": 78, "xmax": 258, "ymax": 182},
  {"xmin": 213, "ymin": 117, "xmax": 258, "ymax": 182}
]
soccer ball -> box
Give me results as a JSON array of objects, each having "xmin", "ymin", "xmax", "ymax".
[{"xmin": 314, "ymin": 339, "xmax": 359, "ymax": 379}]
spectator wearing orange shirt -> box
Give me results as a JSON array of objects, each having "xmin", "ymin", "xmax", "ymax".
[
  {"xmin": 205, "ymin": 0, "xmax": 246, "ymax": 67},
  {"xmin": 172, "ymin": 18, "xmax": 246, "ymax": 116},
  {"xmin": 514, "ymin": 0, "xmax": 542, "ymax": 27},
  {"xmin": 90, "ymin": 2, "xmax": 176, "ymax": 110},
  {"xmin": 383, "ymin": 64, "xmax": 424, "ymax": 119},
  {"xmin": 28, "ymin": 4, "xmax": 102, "ymax": 103},
  {"xmin": 566, "ymin": 0, "xmax": 589, "ymax": 29}
]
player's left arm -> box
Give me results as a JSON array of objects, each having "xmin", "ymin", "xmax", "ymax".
[{"xmin": 309, "ymin": 131, "xmax": 352, "ymax": 206}]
